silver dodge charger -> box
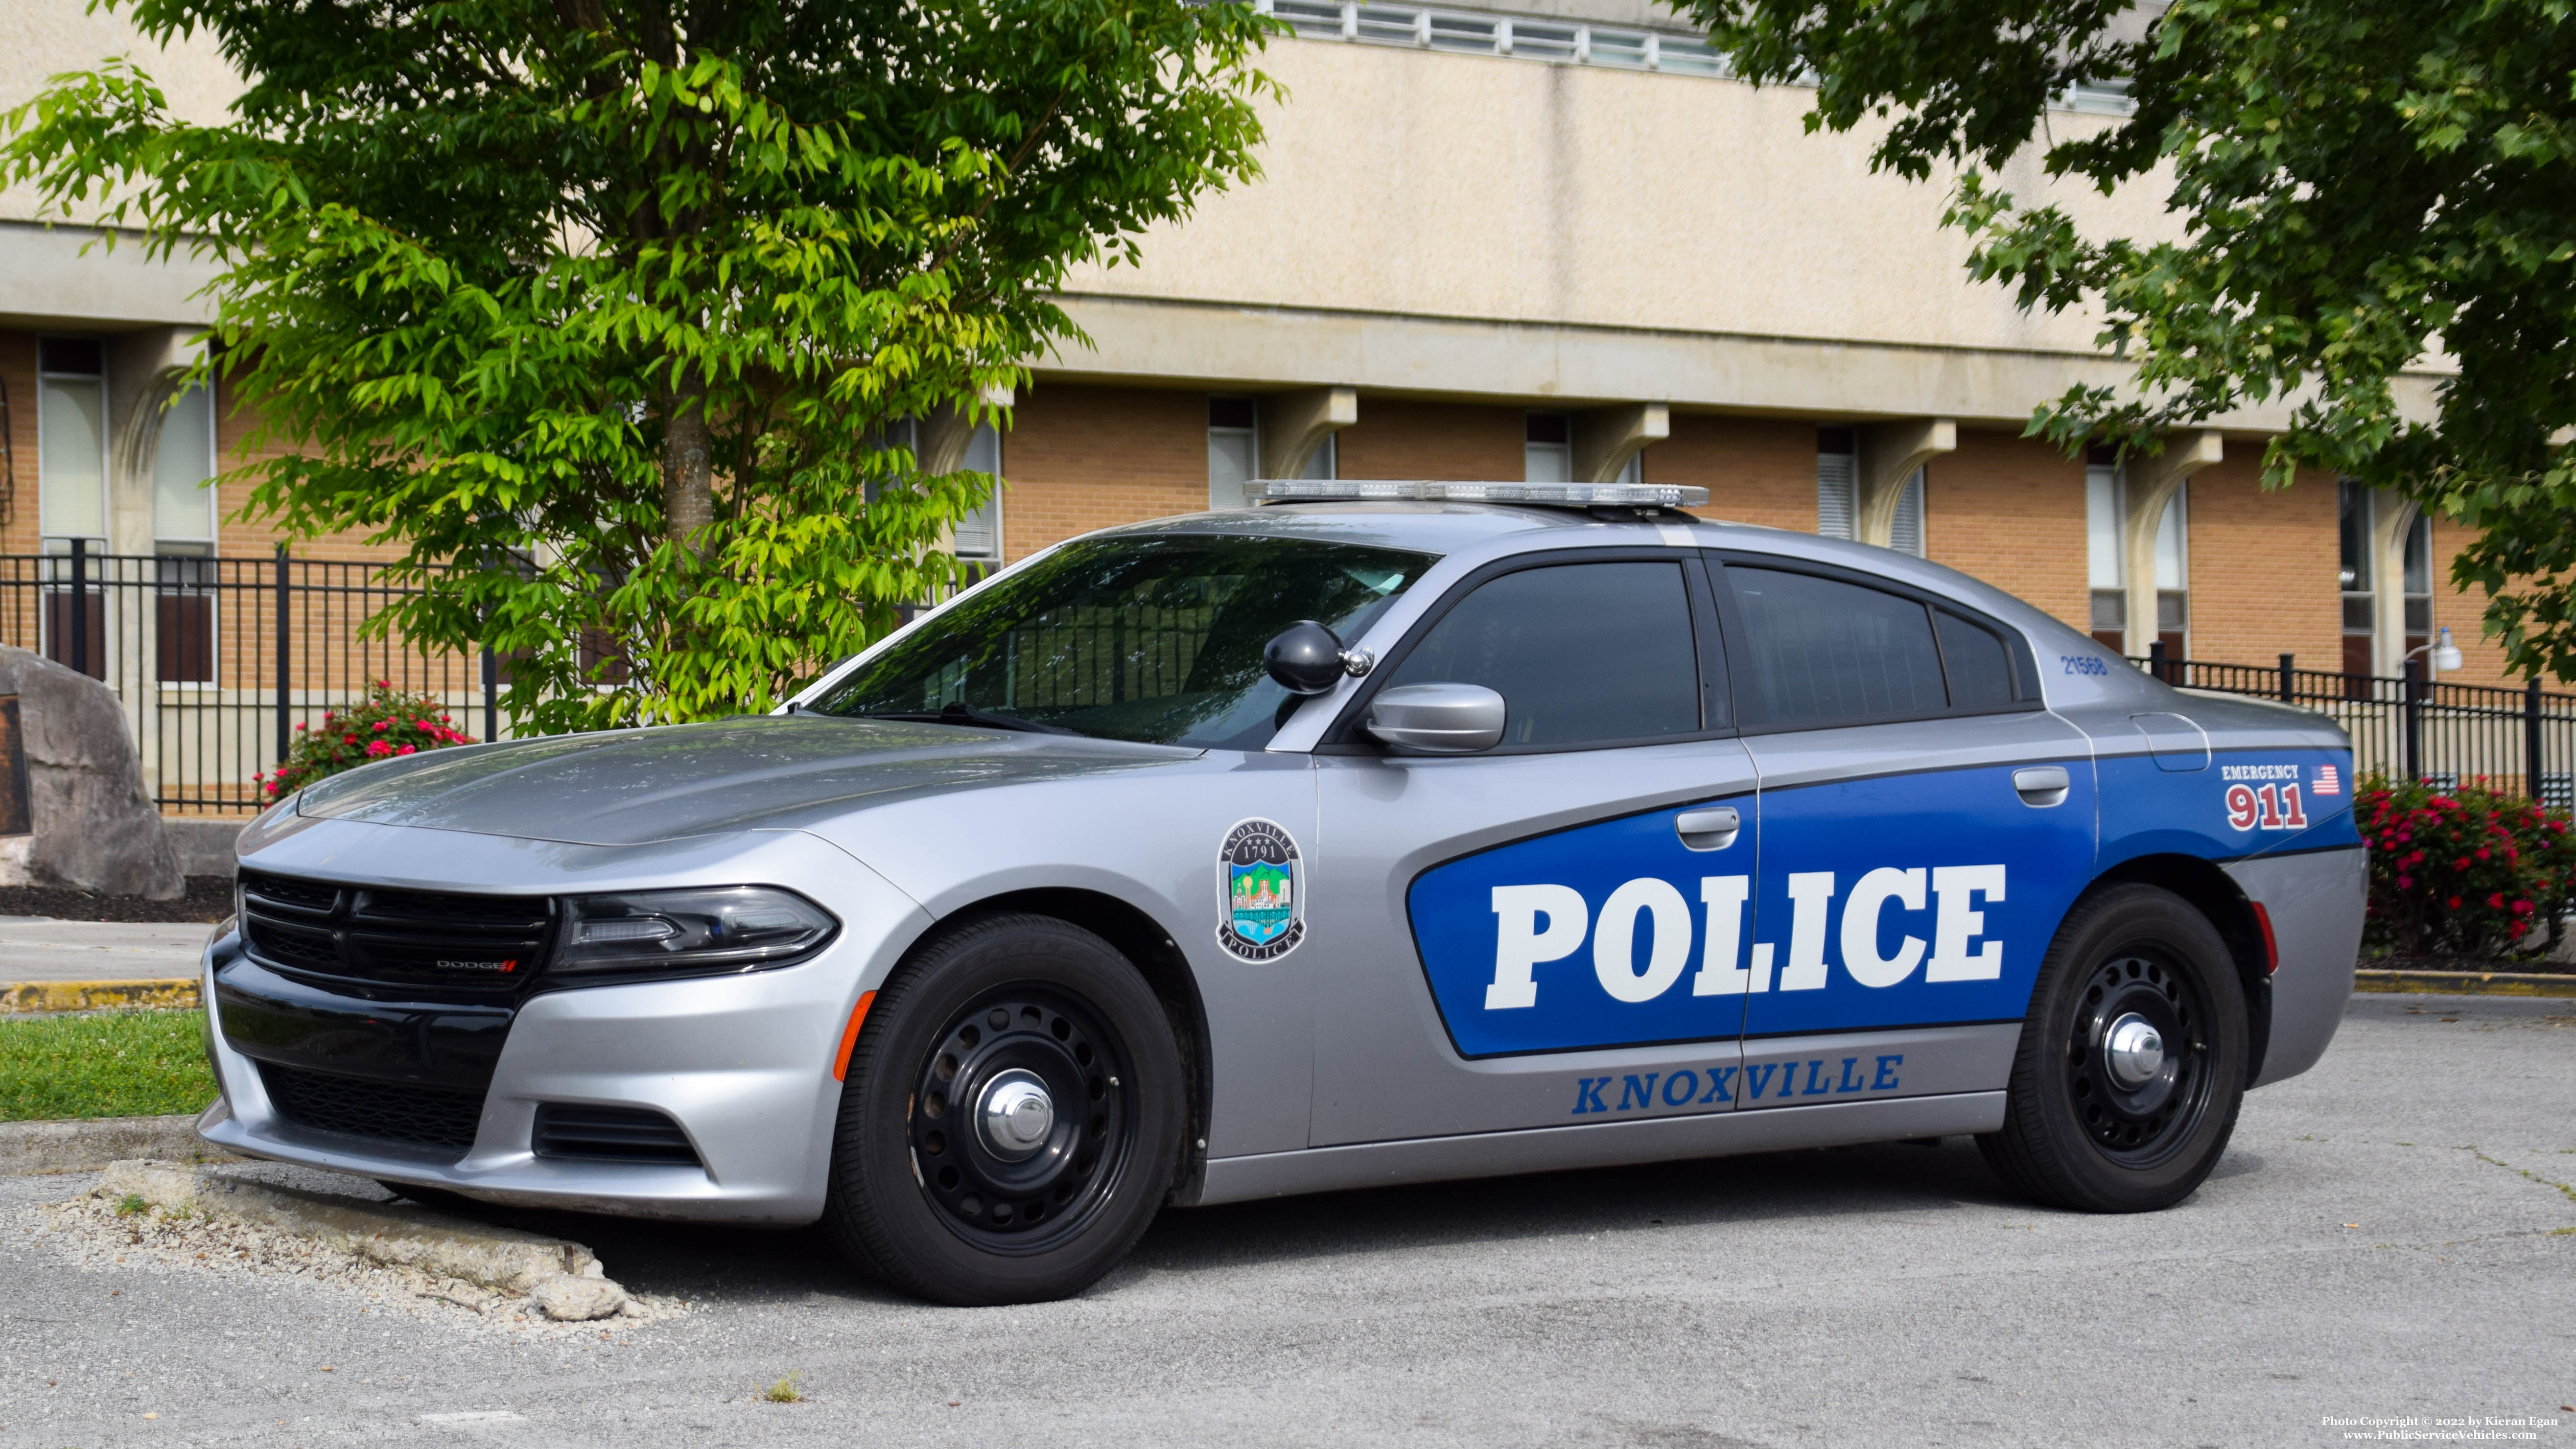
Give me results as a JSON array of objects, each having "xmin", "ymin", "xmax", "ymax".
[{"xmin": 200, "ymin": 481, "xmax": 2365, "ymax": 1305}]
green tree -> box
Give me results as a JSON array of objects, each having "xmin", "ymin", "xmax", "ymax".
[
  {"xmin": 1679, "ymin": 0, "xmax": 2576, "ymax": 677},
  {"xmin": 4, "ymin": 0, "xmax": 1276, "ymax": 730}
]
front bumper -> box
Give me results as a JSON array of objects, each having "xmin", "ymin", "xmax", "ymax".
[{"xmin": 197, "ymin": 821, "xmax": 932, "ymax": 1224}]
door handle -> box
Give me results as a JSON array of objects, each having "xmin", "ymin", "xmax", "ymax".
[
  {"xmin": 2013, "ymin": 766, "xmax": 2072, "ymax": 808},
  {"xmin": 1675, "ymin": 806, "xmax": 1741, "ymax": 851}
]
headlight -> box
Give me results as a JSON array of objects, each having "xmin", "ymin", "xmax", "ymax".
[{"xmin": 549, "ymin": 886, "xmax": 839, "ymax": 984}]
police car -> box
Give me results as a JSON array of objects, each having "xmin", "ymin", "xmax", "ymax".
[{"xmin": 203, "ymin": 481, "xmax": 2364, "ymax": 1306}]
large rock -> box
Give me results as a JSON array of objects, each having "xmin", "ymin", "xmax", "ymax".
[{"xmin": 0, "ymin": 646, "xmax": 183, "ymax": 900}]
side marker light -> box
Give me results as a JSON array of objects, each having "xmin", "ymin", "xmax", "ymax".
[{"xmin": 833, "ymin": 991, "xmax": 878, "ymax": 1081}]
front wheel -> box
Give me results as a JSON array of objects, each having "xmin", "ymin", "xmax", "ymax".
[
  {"xmin": 1977, "ymin": 884, "xmax": 2249, "ymax": 1213},
  {"xmin": 821, "ymin": 912, "xmax": 1186, "ymax": 1305}
]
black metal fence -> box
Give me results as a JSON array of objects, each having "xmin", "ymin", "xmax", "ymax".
[
  {"xmin": 2137, "ymin": 644, "xmax": 2576, "ymax": 807},
  {"xmin": 0, "ymin": 543, "xmax": 507, "ymax": 816},
  {"xmin": 10, "ymin": 542, "xmax": 2574, "ymax": 818}
]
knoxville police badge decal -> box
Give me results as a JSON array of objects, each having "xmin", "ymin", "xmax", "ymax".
[{"xmin": 1217, "ymin": 818, "xmax": 1306, "ymax": 962}]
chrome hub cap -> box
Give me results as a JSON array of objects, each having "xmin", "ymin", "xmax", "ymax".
[
  {"xmin": 977, "ymin": 1069, "xmax": 1055, "ymax": 1160},
  {"xmin": 2103, "ymin": 1013, "xmax": 2165, "ymax": 1089}
]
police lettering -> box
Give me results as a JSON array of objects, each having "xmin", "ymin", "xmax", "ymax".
[{"xmin": 1487, "ymin": 868, "xmax": 2005, "ymax": 1010}]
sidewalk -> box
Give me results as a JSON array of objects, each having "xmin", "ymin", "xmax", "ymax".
[{"xmin": 0, "ymin": 916, "xmax": 212, "ymax": 983}]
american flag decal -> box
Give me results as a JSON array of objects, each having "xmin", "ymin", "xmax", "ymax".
[{"xmin": 2314, "ymin": 764, "xmax": 2342, "ymax": 796}]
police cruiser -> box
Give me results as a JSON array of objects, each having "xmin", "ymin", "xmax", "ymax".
[{"xmin": 203, "ymin": 480, "xmax": 2363, "ymax": 1305}]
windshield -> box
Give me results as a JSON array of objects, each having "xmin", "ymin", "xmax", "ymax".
[{"xmin": 811, "ymin": 533, "xmax": 1437, "ymax": 748}]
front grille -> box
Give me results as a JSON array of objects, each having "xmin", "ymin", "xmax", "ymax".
[
  {"xmin": 238, "ymin": 869, "xmax": 555, "ymax": 999},
  {"xmin": 533, "ymin": 1104, "xmax": 704, "ymax": 1166},
  {"xmin": 258, "ymin": 1061, "xmax": 487, "ymax": 1154}
]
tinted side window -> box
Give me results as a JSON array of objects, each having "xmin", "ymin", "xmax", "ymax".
[
  {"xmin": 1729, "ymin": 567, "xmax": 1946, "ymax": 727},
  {"xmin": 1935, "ymin": 609, "xmax": 2016, "ymax": 710},
  {"xmin": 1388, "ymin": 561, "xmax": 1700, "ymax": 748}
]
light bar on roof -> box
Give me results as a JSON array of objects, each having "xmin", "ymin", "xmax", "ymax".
[{"xmin": 1253, "ymin": 479, "xmax": 1709, "ymax": 508}]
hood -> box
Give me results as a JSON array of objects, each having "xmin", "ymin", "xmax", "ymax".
[{"xmin": 292, "ymin": 716, "xmax": 1200, "ymax": 846}]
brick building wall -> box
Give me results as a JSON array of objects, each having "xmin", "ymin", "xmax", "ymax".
[
  {"xmin": 0, "ymin": 332, "xmax": 35, "ymax": 556},
  {"xmin": 1333, "ymin": 401, "xmax": 1524, "ymax": 481},
  {"xmin": 1648, "ymin": 414, "xmax": 1816, "ymax": 533},
  {"xmin": 2178, "ymin": 454, "xmax": 2343, "ymax": 673},
  {"xmin": 1000, "ymin": 383, "xmax": 1208, "ymax": 561},
  {"xmin": 2430, "ymin": 522, "xmax": 2519, "ymax": 690},
  {"xmin": 1921, "ymin": 428, "xmax": 2089, "ymax": 632}
]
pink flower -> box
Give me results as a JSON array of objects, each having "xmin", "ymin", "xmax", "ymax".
[{"xmin": 365, "ymin": 740, "xmax": 394, "ymax": 758}]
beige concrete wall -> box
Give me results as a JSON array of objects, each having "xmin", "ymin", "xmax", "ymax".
[
  {"xmin": 0, "ymin": 0, "xmax": 238, "ymax": 227},
  {"xmin": 1063, "ymin": 36, "xmax": 2166, "ymax": 360}
]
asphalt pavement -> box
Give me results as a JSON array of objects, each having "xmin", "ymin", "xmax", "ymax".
[
  {"xmin": 0, "ymin": 918, "xmax": 209, "ymax": 983},
  {"xmin": 2, "ymin": 992, "xmax": 2569, "ymax": 1449}
]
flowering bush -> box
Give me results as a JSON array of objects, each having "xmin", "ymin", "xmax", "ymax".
[
  {"xmin": 2359, "ymin": 775, "xmax": 2576, "ymax": 959},
  {"xmin": 256, "ymin": 682, "xmax": 475, "ymax": 802}
]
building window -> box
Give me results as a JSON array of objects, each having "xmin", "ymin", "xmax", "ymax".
[
  {"xmin": 953, "ymin": 423, "xmax": 1003, "ymax": 561},
  {"xmin": 152, "ymin": 379, "xmax": 222, "ymax": 681},
  {"xmin": 2402, "ymin": 511, "xmax": 2432, "ymax": 665},
  {"xmin": 2153, "ymin": 480, "xmax": 2188, "ymax": 659},
  {"xmin": 2084, "ymin": 447, "xmax": 2125, "ymax": 650},
  {"xmin": 37, "ymin": 336, "xmax": 105, "ymax": 547},
  {"xmin": 1816, "ymin": 428, "xmax": 1856, "ymax": 539},
  {"xmin": 1302, "ymin": 433, "xmax": 1337, "ymax": 481},
  {"xmin": 2339, "ymin": 480, "xmax": 2373, "ymax": 677},
  {"xmin": 1816, "ymin": 427, "xmax": 1921, "ymax": 555},
  {"xmin": 153, "ymin": 382, "xmax": 217, "ymax": 548},
  {"xmin": 1208, "ymin": 396, "xmax": 1256, "ymax": 510},
  {"xmin": 1524, "ymin": 412, "xmax": 1570, "ymax": 483},
  {"xmin": 1888, "ymin": 470, "xmax": 1925, "ymax": 558}
]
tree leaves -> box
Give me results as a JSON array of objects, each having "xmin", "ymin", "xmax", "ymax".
[
  {"xmin": 1679, "ymin": 0, "xmax": 2576, "ymax": 678},
  {"xmin": 2, "ymin": 0, "xmax": 1277, "ymax": 728}
]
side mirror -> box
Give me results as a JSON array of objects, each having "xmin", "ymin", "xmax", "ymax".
[
  {"xmin": 1364, "ymin": 682, "xmax": 1507, "ymax": 754},
  {"xmin": 1265, "ymin": 620, "xmax": 1358, "ymax": 696}
]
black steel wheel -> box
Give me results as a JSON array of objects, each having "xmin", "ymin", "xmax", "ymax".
[
  {"xmin": 1978, "ymin": 883, "xmax": 2249, "ymax": 1213},
  {"xmin": 906, "ymin": 988, "xmax": 1134, "ymax": 1253},
  {"xmin": 822, "ymin": 912, "xmax": 1185, "ymax": 1305},
  {"xmin": 2065, "ymin": 948, "xmax": 2211, "ymax": 1165}
]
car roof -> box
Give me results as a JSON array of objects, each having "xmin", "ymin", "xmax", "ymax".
[{"xmin": 1087, "ymin": 499, "xmax": 2103, "ymax": 664}]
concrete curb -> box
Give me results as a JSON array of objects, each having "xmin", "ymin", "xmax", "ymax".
[
  {"xmin": 0, "ymin": 1112, "xmax": 236, "ymax": 1175},
  {"xmin": 101, "ymin": 1160, "xmax": 630, "ymax": 1319},
  {"xmin": 0, "ymin": 978, "xmax": 199, "ymax": 1013},
  {"xmin": 2353, "ymin": 968, "xmax": 2576, "ymax": 998}
]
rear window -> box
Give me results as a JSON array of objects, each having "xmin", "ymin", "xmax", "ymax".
[{"xmin": 1725, "ymin": 566, "xmax": 2021, "ymax": 730}]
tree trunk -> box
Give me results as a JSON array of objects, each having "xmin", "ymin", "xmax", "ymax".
[{"xmin": 661, "ymin": 368, "xmax": 713, "ymax": 551}]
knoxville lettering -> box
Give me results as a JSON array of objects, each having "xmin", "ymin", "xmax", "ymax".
[{"xmin": 1569, "ymin": 1055, "xmax": 1903, "ymax": 1115}]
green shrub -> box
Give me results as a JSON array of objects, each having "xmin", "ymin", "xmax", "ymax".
[
  {"xmin": 257, "ymin": 681, "xmax": 475, "ymax": 802},
  {"xmin": 2359, "ymin": 775, "xmax": 2576, "ymax": 959}
]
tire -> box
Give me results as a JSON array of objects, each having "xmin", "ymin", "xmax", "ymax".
[
  {"xmin": 1976, "ymin": 884, "xmax": 2249, "ymax": 1213},
  {"xmin": 821, "ymin": 912, "xmax": 1186, "ymax": 1306}
]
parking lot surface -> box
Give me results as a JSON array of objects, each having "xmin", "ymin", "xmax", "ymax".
[
  {"xmin": 2, "ymin": 992, "xmax": 2569, "ymax": 1449},
  {"xmin": 0, "ymin": 918, "xmax": 210, "ymax": 983}
]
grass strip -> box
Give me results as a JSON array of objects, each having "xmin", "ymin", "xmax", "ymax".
[{"xmin": 0, "ymin": 1008, "xmax": 217, "ymax": 1122}]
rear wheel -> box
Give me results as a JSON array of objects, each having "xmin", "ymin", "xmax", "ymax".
[
  {"xmin": 1977, "ymin": 884, "xmax": 2248, "ymax": 1212},
  {"xmin": 821, "ymin": 912, "xmax": 1185, "ymax": 1305}
]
